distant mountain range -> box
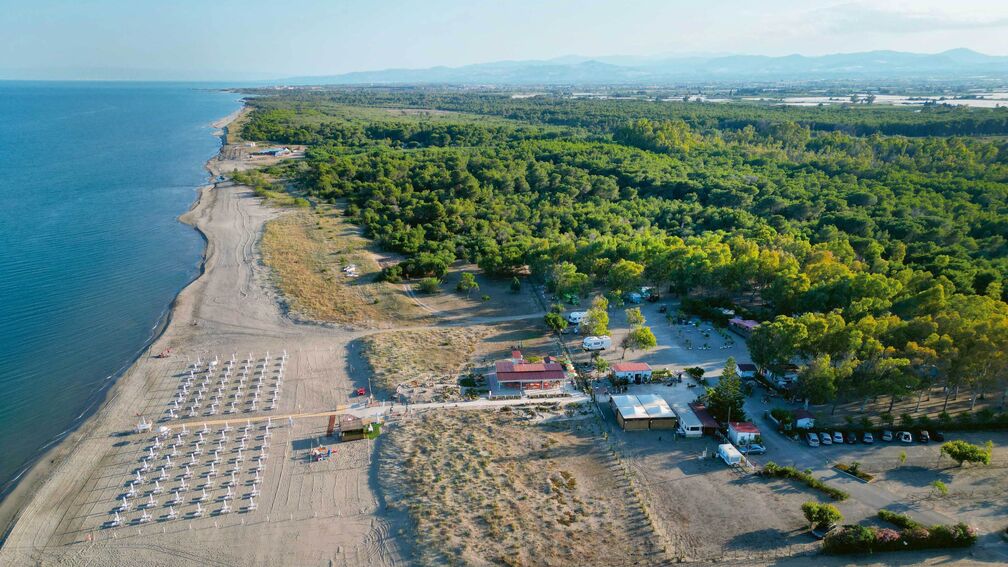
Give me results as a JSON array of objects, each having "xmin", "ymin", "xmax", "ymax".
[{"xmin": 284, "ymin": 49, "xmax": 1008, "ymax": 85}]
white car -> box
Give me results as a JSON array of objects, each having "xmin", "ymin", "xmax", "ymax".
[
  {"xmin": 897, "ymin": 431, "xmax": 913, "ymax": 443},
  {"xmin": 819, "ymin": 432, "xmax": 833, "ymax": 445},
  {"xmin": 832, "ymin": 431, "xmax": 844, "ymax": 444},
  {"xmin": 806, "ymin": 433, "xmax": 820, "ymax": 447}
]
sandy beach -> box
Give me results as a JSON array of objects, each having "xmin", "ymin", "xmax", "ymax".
[{"xmin": 0, "ymin": 108, "xmax": 412, "ymax": 566}]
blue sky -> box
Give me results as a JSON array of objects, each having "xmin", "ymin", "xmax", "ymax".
[{"xmin": 2, "ymin": 0, "xmax": 1008, "ymax": 80}]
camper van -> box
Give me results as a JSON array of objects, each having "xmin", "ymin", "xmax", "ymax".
[
  {"xmin": 567, "ymin": 311, "xmax": 587, "ymax": 324},
  {"xmin": 582, "ymin": 336, "xmax": 612, "ymax": 351}
]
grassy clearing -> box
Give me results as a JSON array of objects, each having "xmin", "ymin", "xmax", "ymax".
[
  {"xmin": 379, "ymin": 410, "xmax": 665, "ymax": 566},
  {"xmin": 260, "ymin": 206, "xmax": 423, "ymax": 326},
  {"xmin": 362, "ymin": 327, "xmax": 489, "ymax": 401}
]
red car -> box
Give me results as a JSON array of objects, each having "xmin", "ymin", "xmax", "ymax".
[{"xmin": 355, "ymin": 387, "xmax": 367, "ymax": 397}]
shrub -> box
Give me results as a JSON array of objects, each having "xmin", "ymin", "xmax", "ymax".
[
  {"xmin": 835, "ymin": 461, "xmax": 873, "ymax": 482},
  {"xmin": 823, "ymin": 524, "xmax": 875, "ymax": 554},
  {"xmin": 940, "ymin": 440, "xmax": 992, "ymax": 466},
  {"xmin": 900, "ymin": 413, "xmax": 914, "ymax": 427},
  {"xmin": 769, "ymin": 408, "xmax": 795, "ymax": 426},
  {"xmin": 878, "ymin": 510, "xmax": 922, "ymax": 530},
  {"xmin": 381, "ymin": 265, "xmax": 404, "ymax": 283},
  {"xmin": 931, "ymin": 480, "xmax": 948, "ymax": 496},
  {"xmin": 828, "ymin": 515, "xmax": 978, "ymax": 554},
  {"xmin": 417, "ymin": 277, "xmax": 442, "ymax": 294},
  {"xmin": 802, "ymin": 501, "xmax": 843, "ymax": 529},
  {"xmin": 762, "ymin": 462, "xmax": 849, "ymax": 500}
]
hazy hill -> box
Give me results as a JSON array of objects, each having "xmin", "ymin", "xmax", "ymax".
[{"xmin": 284, "ymin": 49, "xmax": 1008, "ymax": 85}]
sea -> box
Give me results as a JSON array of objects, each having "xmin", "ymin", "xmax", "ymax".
[{"xmin": 0, "ymin": 82, "xmax": 241, "ymax": 498}]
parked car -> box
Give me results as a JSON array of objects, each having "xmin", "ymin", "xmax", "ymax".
[
  {"xmin": 832, "ymin": 431, "xmax": 844, "ymax": 444},
  {"xmin": 932, "ymin": 431, "xmax": 945, "ymax": 441},
  {"xmin": 845, "ymin": 431, "xmax": 858, "ymax": 444},
  {"xmin": 919, "ymin": 430, "xmax": 931, "ymax": 443},
  {"xmin": 882, "ymin": 430, "xmax": 894, "ymax": 442},
  {"xmin": 807, "ymin": 433, "xmax": 820, "ymax": 447},
  {"xmin": 743, "ymin": 444, "xmax": 766, "ymax": 455},
  {"xmin": 862, "ymin": 432, "xmax": 874, "ymax": 444},
  {"xmin": 897, "ymin": 431, "xmax": 913, "ymax": 443},
  {"xmin": 819, "ymin": 432, "xmax": 833, "ymax": 445}
]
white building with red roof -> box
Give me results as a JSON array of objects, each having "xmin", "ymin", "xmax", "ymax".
[
  {"xmin": 611, "ymin": 361, "xmax": 653, "ymax": 383},
  {"xmin": 493, "ymin": 350, "xmax": 566, "ymax": 392},
  {"xmin": 728, "ymin": 421, "xmax": 761, "ymax": 446}
]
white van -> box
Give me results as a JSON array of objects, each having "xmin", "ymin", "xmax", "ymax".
[
  {"xmin": 567, "ymin": 311, "xmax": 587, "ymax": 324},
  {"xmin": 582, "ymin": 336, "xmax": 612, "ymax": 351}
]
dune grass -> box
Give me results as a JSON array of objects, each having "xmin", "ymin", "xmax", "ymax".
[
  {"xmin": 362, "ymin": 327, "xmax": 489, "ymax": 399},
  {"xmin": 260, "ymin": 207, "xmax": 421, "ymax": 326},
  {"xmin": 379, "ymin": 411, "xmax": 664, "ymax": 566}
]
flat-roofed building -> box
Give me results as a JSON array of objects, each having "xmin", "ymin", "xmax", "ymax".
[
  {"xmin": 609, "ymin": 394, "xmax": 650, "ymax": 431},
  {"xmin": 636, "ymin": 393, "xmax": 678, "ymax": 429}
]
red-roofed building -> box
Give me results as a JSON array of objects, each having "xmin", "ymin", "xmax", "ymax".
[
  {"xmin": 611, "ymin": 362, "xmax": 653, "ymax": 383},
  {"xmin": 728, "ymin": 421, "xmax": 761, "ymax": 445},
  {"xmin": 688, "ymin": 402, "xmax": 719, "ymax": 435},
  {"xmin": 494, "ymin": 350, "xmax": 566, "ymax": 391}
]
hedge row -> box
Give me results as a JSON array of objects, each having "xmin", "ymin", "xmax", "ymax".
[
  {"xmin": 824, "ymin": 521, "xmax": 977, "ymax": 554},
  {"xmin": 822, "ymin": 410, "xmax": 1008, "ymax": 434},
  {"xmin": 877, "ymin": 509, "xmax": 921, "ymax": 529},
  {"xmin": 762, "ymin": 462, "xmax": 849, "ymax": 501}
]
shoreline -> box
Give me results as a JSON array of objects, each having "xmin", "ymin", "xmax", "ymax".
[{"xmin": 0, "ymin": 104, "xmax": 245, "ymax": 546}]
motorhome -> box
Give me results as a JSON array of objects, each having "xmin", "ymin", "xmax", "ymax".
[
  {"xmin": 581, "ymin": 336, "xmax": 612, "ymax": 351},
  {"xmin": 567, "ymin": 311, "xmax": 587, "ymax": 324}
]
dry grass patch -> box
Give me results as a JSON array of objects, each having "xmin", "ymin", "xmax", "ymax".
[
  {"xmin": 363, "ymin": 327, "xmax": 489, "ymax": 401},
  {"xmin": 379, "ymin": 410, "xmax": 666, "ymax": 567},
  {"xmin": 261, "ymin": 207, "xmax": 424, "ymax": 326}
]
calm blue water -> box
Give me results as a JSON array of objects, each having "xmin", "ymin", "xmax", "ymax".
[{"xmin": 0, "ymin": 82, "xmax": 241, "ymax": 495}]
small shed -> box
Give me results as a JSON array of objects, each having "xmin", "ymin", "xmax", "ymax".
[
  {"xmin": 728, "ymin": 422, "xmax": 760, "ymax": 445},
  {"xmin": 609, "ymin": 394, "xmax": 649, "ymax": 431},
  {"xmin": 636, "ymin": 393, "xmax": 677, "ymax": 430},
  {"xmin": 737, "ymin": 363, "xmax": 759, "ymax": 379},
  {"xmin": 612, "ymin": 362, "xmax": 653, "ymax": 384},
  {"xmin": 794, "ymin": 409, "xmax": 815, "ymax": 430},
  {"xmin": 338, "ymin": 415, "xmax": 378, "ymax": 441}
]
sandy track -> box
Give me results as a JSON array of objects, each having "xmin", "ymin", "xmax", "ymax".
[{"xmin": 0, "ymin": 141, "xmax": 410, "ymax": 565}]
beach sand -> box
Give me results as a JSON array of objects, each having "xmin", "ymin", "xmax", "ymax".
[{"xmin": 0, "ymin": 109, "xmax": 412, "ymax": 566}]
